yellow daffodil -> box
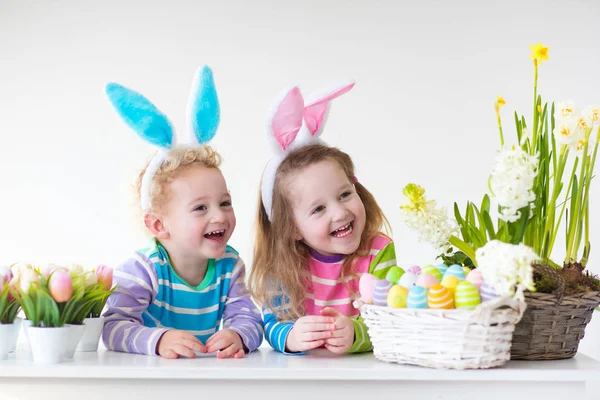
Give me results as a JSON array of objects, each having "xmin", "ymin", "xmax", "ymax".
[{"xmin": 530, "ymin": 42, "xmax": 549, "ymax": 65}]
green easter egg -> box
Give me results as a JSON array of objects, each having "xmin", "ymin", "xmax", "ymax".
[{"xmin": 385, "ymin": 266, "xmax": 405, "ymax": 284}]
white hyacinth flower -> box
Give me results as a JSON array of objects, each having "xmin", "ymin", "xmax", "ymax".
[
  {"xmin": 400, "ymin": 184, "xmax": 458, "ymax": 256},
  {"xmin": 475, "ymin": 240, "xmax": 537, "ymax": 301},
  {"xmin": 489, "ymin": 146, "xmax": 539, "ymax": 222}
]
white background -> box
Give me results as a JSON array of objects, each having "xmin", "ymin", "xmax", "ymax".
[{"xmin": 1, "ymin": 0, "xmax": 599, "ymax": 358}]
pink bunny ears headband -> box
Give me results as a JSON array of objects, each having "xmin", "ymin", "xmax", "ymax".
[{"xmin": 261, "ymin": 80, "xmax": 356, "ymax": 221}]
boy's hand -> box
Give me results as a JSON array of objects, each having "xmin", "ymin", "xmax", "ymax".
[
  {"xmin": 206, "ymin": 329, "xmax": 246, "ymax": 359},
  {"xmin": 157, "ymin": 330, "xmax": 206, "ymax": 359}
]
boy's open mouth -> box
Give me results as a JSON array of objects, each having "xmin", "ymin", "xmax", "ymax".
[{"xmin": 204, "ymin": 229, "xmax": 225, "ymax": 242}]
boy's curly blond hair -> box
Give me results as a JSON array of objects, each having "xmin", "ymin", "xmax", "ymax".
[{"xmin": 134, "ymin": 146, "xmax": 222, "ymax": 215}]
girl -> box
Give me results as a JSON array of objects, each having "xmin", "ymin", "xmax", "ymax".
[
  {"xmin": 249, "ymin": 82, "xmax": 397, "ymax": 355},
  {"xmin": 102, "ymin": 66, "xmax": 263, "ymax": 359}
]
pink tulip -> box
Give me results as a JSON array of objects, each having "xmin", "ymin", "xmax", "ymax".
[
  {"xmin": 95, "ymin": 265, "xmax": 113, "ymax": 291},
  {"xmin": 40, "ymin": 264, "xmax": 64, "ymax": 278},
  {"xmin": 49, "ymin": 270, "xmax": 73, "ymax": 303}
]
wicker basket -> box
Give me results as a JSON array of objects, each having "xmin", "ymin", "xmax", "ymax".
[
  {"xmin": 510, "ymin": 265, "xmax": 600, "ymax": 360},
  {"xmin": 357, "ymin": 297, "xmax": 526, "ymax": 369}
]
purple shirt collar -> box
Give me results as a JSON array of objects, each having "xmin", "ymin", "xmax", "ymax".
[{"xmin": 309, "ymin": 248, "xmax": 345, "ymax": 263}]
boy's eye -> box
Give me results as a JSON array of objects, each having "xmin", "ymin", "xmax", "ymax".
[
  {"xmin": 194, "ymin": 205, "xmax": 207, "ymax": 211},
  {"xmin": 340, "ymin": 191, "xmax": 352, "ymax": 200},
  {"xmin": 312, "ymin": 205, "xmax": 325, "ymax": 214},
  {"xmin": 220, "ymin": 201, "xmax": 232, "ymax": 207}
]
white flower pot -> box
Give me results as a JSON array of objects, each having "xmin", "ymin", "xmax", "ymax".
[
  {"xmin": 0, "ymin": 322, "xmax": 20, "ymax": 360},
  {"xmin": 76, "ymin": 317, "xmax": 104, "ymax": 352},
  {"xmin": 21, "ymin": 319, "xmax": 32, "ymax": 352},
  {"xmin": 64, "ymin": 324, "xmax": 86, "ymax": 359},
  {"xmin": 27, "ymin": 326, "xmax": 70, "ymax": 364},
  {"xmin": 9, "ymin": 317, "xmax": 22, "ymax": 353}
]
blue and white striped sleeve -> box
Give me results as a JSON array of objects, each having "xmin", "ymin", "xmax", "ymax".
[{"xmin": 263, "ymin": 294, "xmax": 305, "ymax": 355}]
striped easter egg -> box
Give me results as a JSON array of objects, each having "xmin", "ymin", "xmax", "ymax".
[
  {"xmin": 427, "ymin": 284, "xmax": 455, "ymax": 309},
  {"xmin": 373, "ymin": 279, "xmax": 393, "ymax": 306},
  {"xmin": 421, "ymin": 265, "xmax": 442, "ymax": 281},
  {"xmin": 443, "ymin": 264, "xmax": 466, "ymax": 280},
  {"xmin": 435, "ymin": 263, "xmax": 449, "ymax": 276},
  {"xmin": 480, "ymin": 281, "xmax": 499, "ymax": 302},
  {"xmin": 454, "ymin": 281, "xmax": 481, "ymax": 310},
  {"xmin": 466, "ymin": 269, "xmax": 484, "ymax": 290},
  {"xmin": 463, "ymin": 266, "xmax": 472, "ymax": 276},
  {"xmin": 407, "ymin": 286, "xmax": 428, "ymax": 308},
  {"xmin": 387, "ymin": 285, "xmax": 409, "ymax": 308}
]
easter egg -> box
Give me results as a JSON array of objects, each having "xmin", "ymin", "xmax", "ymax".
[
  {"xmin": 480, "ymin": 281, "xmax": 499, "ymax": 302},
  {"xmin": 427, "ymin": 284, "xmax": 455, "ymax": 309},
  {"xmin": 387, "ymin": 285, "xmax": 409, "ymax": 308},
  {"xmin": 406, "ymin": 265, "xmax": 421, "ymax": 274},
  {"xmin": 463, "ymin": 266, "xmax": 472, "ymax": 276},
  {"xmin": 444, "ymin": 264, "xmax": 466, "ymax": 280},
  {"xmin": 454, "ymin": 281, "xmax": 481, "ymax": 310},
  {"xmin": 373, "ymin": 279, "xmax": 393, "ymax": 306},
  {"xmin": 385, "ymin": 266, "xmax": 405, "ymax": 284},
  {"xmin": 441, "ymin": 275, "xmax": 461, "ymax": 294},
  {"xmin": 397, "ymin": 271, "xmax": 418, "ymax": 289},
  {"xmin": 421, "ymin": 265, "xmax": 443, "ymax": 281},
  {"xmin": 416, "ymin": 273, "xmax": 439, "ymax": 289},
  {"xmin": 359, "ymin": 274, "xmax": 379, "ymax": 303},
  {"xmin": 435, "ymin": 263, "xmax": 449, "ymax": 276},
  {"xmin": 465, "ymin": 269, "xmax": 484, "ymax": 290},
  {"xmin": 407, "ymin": 286, "xmax": 428, "ymax": 308}
]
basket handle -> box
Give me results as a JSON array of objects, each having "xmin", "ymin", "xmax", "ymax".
[
  {"xmin": 471, "ymin": 296, "xmax": 527, "ymax": 325},
  {"xmin": 532, "ymin": 264, "xmax": 565, "ymax": 305}
]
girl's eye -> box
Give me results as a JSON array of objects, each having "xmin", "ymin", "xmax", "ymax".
[
  {"xmin": 312, "ymin": 205, "xmax": 325, "ymax": 214},
  {"xmin": 194, "ymin": 205, "xmax": 207, "ymax": 211},
  {"xmin": 340, "ymin": 191, "xmax": 352, "ymax": 200},
  {"xmin": 220, "ymin": 201, "xmax": 232, "ymax": 207}
]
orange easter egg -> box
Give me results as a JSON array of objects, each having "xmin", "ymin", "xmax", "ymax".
[{"xmin": 427, "ymin": 284, "xmax": 455, "ymax": 309}]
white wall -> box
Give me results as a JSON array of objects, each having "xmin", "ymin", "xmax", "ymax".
[{"xmin": 1, "ymin": 0, "xmax": 599, "ymax": 358}]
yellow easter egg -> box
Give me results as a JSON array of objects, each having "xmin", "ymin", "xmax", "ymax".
[
  {"xmin": 441, "ymin": 275, "xmax": 460, "ymax": 294},
  {"xmin": 454, "ymin": 281, "xmax": 481, "ymax": 310},
  {"xmin": 427, "ymin": 284, "xmax": 454, "ymax": 309},
  {"xmin": 387, "ymin": 285, "xmax": 409, "ymax": 308},
  {"xmin": 463, "ymin": 266, "xmax": 471, "ymax": 276}
]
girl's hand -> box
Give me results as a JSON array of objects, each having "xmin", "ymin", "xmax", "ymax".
[
  {"xmin": 285, "ymin": 315, "xmax": 336, "ymax": 353},
  {"xmin": 320, "ymin": 307, "xmax": 354, "ymax": 354}
]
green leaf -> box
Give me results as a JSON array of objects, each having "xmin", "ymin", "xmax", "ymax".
[
  {"xmin": 482, "ymin": 210, "xmax": 497, "ymax": 239},
  {"xmin": 448, "ymin": 236, "xmax": 477, "ymax": 266},
  {"xmin": 481, "ymin": 194, "xmax": 491, "ymax": 214}
]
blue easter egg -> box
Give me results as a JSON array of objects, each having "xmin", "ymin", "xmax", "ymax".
[
  {"xmin": 435, "ymin": 263, "xmax": 449, "ymax": 276},
  {"xmin": 443, "ymin": 264, "xmax": 466, "ymax": 280},
  {"xmin": 407, "ymin": 286, "xmax": 428, "ymax": 309}
]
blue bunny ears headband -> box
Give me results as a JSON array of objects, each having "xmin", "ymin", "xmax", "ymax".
[{"xmin": 105, "ymin": 65, "xmax": 220, "ymax": 211}]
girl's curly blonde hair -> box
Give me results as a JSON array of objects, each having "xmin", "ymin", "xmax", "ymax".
[{"xmin": 133, "ymin": 146, "xmax": 222, "ymax": 215}]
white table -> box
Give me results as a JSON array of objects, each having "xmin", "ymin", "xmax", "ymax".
[{"xmin": 1, "ymin": 344, "xmax": 599, "ymax": 400}]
